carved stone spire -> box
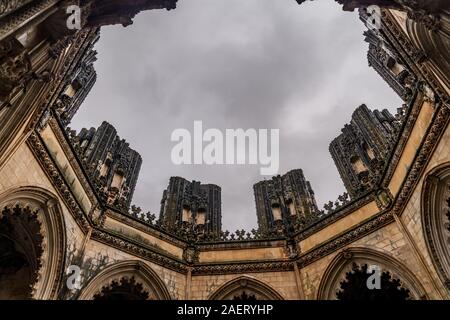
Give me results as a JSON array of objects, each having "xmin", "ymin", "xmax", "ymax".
[
  {"xmin": 329, "ymin": 105, "xmax": 400, "ymax": 198},
  {"xmin": 70, "ymin": 121, "xmax": 142, "ymax": 211},
  {"xmin": 159, "ymin": 177, "xmax": 222, "ymax": 234},
  {"xmin": 253, "ymin": 169, "xmax": 319, "ymax": 234}
]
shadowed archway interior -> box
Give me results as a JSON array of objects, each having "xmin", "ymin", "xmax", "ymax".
[
  {"xmin": 0, "ymin": 206, "xmax": 43, "ymax": 300},
  {"xmin": 209, "ymin": 276, "xmax": 284, "ymax": 300},
  {"xmin": 93, "ymin": 277, "xmax": 151, "ymax": 300},
  {"xmin": 336, "ymin": 263, "xmax": 411, "ymax": 300}
]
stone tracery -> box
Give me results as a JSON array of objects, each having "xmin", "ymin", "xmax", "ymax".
[
  {"xmin": 336, "ymin": 263, "xmax": 411, "ymax": 300},
  {"xmin": 317, "ymin": 247, "xmax": 427, "ymax": 300},
  {"xmin": 0, "ymin": 187, "xmax": 67, "ymax": 300},
  {"xmin": 93, "ymin": 276, "xmax": 151, "ymax": 300}
]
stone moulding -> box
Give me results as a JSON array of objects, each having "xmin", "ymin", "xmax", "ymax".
[
  {"xmin": 381, "ymin": 90, "xmax": 424, "ymax": 187},
  {"xmin": 48, "ymin": 116, "xmax": 99, "ymax": 207},
  {"xmin": 392, "ymin": 102, "xmax": 450, "ymax": 217},
  {"xmin": 192, "ymin": 261, "xmax": 294, "ymax": 276},
  {"xmin": 294, "ymin": 192, "xmax": 374, "ymax": 241},
  {"xmin": 105, "ymin": 208, "xmax": 188, "ymax": 248},
  {"xmin": 195, "ymin": 239, "xmax": 287, "ymax": 251},
  {"xmin": 0, "ymin": 0, "xmax": 58, "ymax": 41},
  {"xmin": 90, "ymin": 228, "xmax": 188, "ymax": 274},
  {"xmin": 297, "ymin": 211, "xmax": 394, "ymax": 268},
  {"xmin": 27, "ymin": 131, "xmax": 91, "ymax": 232}
]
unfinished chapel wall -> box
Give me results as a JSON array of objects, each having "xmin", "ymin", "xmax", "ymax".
[{"xmin": 0, "ymin": 0, "xmax": 450, "ymax": 301}]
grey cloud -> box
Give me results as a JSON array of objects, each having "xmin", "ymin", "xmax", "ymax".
[{"xmin": 71, "ymin": 0, "xmax": 402, "ymax": 231}]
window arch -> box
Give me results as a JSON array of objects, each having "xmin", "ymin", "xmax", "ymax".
[
  {"xmin": 422, "ymin": 162, "xmax": 450, "ymax": 293},
  {"xmin": 0, "ymin": 186, "xmax": 67, "ymax": 299},
  {"xmin": 78, "ymin": 260, "xmax": 172, "ymax": 300},
  {"xmin": 317, "ymin": 247, "xmax": 427, "ymax": 300},
  {"xmin": 209, "ymin": 276, "xmax": 284, "ymax": 300}
]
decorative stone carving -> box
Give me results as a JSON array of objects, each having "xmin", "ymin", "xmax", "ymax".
[
  {"xmin": 0, "ymin": 37, "xmax": 31, "ymax": 101},
  {"xmin": 330, "ymin": 104, "xmax": 400, "ymax": 198},
  {"xmin": 253, "ymin": 169, "xmax": 319, "ymax": 234},
  {"xmin": 0, "ymin": 0, "xmax": 34, "ymax": 18},
  {"xmin": 183, "ymin": 246, "xmax": 199, "ymax": 264},
  {"xmin": 284, "ymin": 239, "xmax": 299, "ymax": 259},
  {"xmin": 159, "ymin": 177, "xmax": 222, "ymax": 234},
  {"xmin": 68, "ymin": 121, "xmax": 142, "ymax": 211}
]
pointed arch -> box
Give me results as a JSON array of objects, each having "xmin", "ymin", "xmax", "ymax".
[
  {"xmin": 0, "ymin": 186, "xmax": 67, "ymax": 299},
  {"xmin": 209, "ymin": 276, "xmax": 284, "ymax": 300},
  {"xmin": 78, "ymin": 260, "xmax": 172, "ymax": 300},
  {"xmin": 317, "ymin": 247, "xmax": 427, "ymax": 300},
  {"xmin": 421, "ymin": 161, "xmax": 450, "ymax": 293}
]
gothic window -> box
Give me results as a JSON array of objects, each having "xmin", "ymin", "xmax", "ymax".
[
  {"xmin": 271, "ymin": 203, "xmax": 282, "ymax": 221},
  {"xmin": 182, "ymin": 205, "xmax": 192, "ymax": 222},
  {"xmin": 336, "ymin": 263, "xmax": 411, "ymax": 301},
  {"xmin": 93, "ymin": 277, "xmax": 150, "ymax": 300},
  {"xmin": 350, "ymin": 156, "xmax": 367, "ymax": 174},
  {"xmin": 196, "ymin": 208, "xmax": 206, "ymax": 225},
  {"xmin": 0, "ymin": 206, "xmax": 43, "ymax": 299},
  {"xmin": 286, "ymin": 199, "xmax": 297, "ymax": 217},
  {"xmin": 363, "ymin": 143, "xmax": 375, "ymax": 161},
  {"xmin": 63, "ymin": 84, "xmax": 76, "ymax": 98},
  {"xmin": 99, "ymin": 162, "xmax": 109, "ymax": 177},
  {"xmin": 111, "ymin": 170, "xmax": 124, "ymax": 189}
]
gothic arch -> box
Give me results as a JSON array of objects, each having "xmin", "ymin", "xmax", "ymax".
[
  {"xmin": 209, "ymin": 276, "xmax": 284, "ymax": 300},
  {"xmin": 0, "ymin": 186, "xmax": 67, "ymax": 299},
  {"xmin": 78, "ymin": 260, "xmax": 171, "ymax": 300},
  {"xmin": 317, "ymin": 247, "xmax": 427, "ymax": 300},
  {"xmin": 421, "ymin": 162, "xmax": 450, "ymax": 293}
]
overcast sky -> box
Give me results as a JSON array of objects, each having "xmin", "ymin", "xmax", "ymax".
[{"xmin": 71, "ymin": 0, "xmax": 402, "ymax": 232}]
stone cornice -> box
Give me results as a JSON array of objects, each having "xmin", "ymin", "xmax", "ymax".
[
  {"xmin": 192, "ymin": 261, "xmax": 294, "ymax": 276},
  {"xmin": 195, "ymin": 239, "xmax": 286, "ymax": 251},
  {"xmin": 297, "ymin": 211, "xmax": 395, "ymax": 268},
  {"xmin": 294, "ymin": 192, "xmax": 374, "ymax": 241}
]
